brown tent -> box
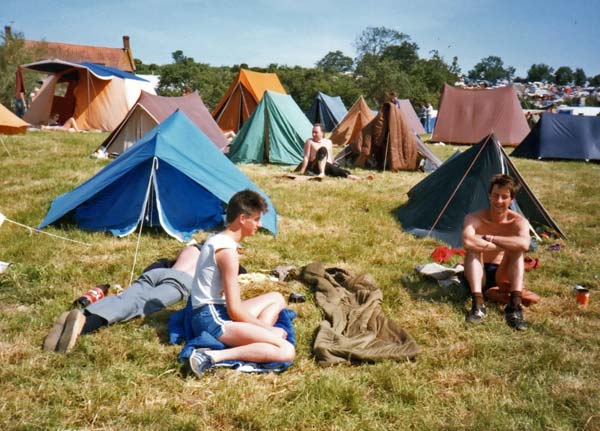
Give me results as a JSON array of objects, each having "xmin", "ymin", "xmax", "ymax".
[
  {"xmin": 398, "ymin": 99, "xmax": 426, "ymax": 134},
  {"xmin": 212, "ymin": 69, "xmax": 286, "ymax": 133},
  {"xmin": 330, "ymin": 96, "xmax": 375, "ymax": 147},
  {"xmin": 349, "ymin": 102, "xmax": 419, "ymax": 172},
  {"xmin": 0, "ymin": 103, "xmax": 29, "ymax": 135},
  {"xmin": 99, "ymin": 91, "xmax": 229, "ymax": 156},
  {"xmin": 431, "ymin": 84, "xmax": 529, "ymax": 146}
]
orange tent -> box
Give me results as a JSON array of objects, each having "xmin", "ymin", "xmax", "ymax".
[
  {"xmin": 212, "ymin": 69, "xmax": 286, "ymax": 133},
  {"xmin": 330, "ymin": 96, "xmax": 375, "ymax": 146},
  {"xmin": 22, "ymin": 60, "xmax": 155, "ymax": 131},
  {"xmin": 0, "ymin": 103, "xmax": 29, "ymax": 134}
]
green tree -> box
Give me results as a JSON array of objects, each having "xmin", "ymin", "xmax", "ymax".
[
  {"xmin": 589, "ymin": 74, "xmax": 600, "ymax": 87},
  {"xmin": 573, "ymin": 68, "xmax": 587, "ymax": 86},
  {"xmin": 354, "ymin": 27, "xmax": 413, "ymax": 59},
  {"xmin": 526, "ymin": 63, "xmax": 554, "ymax": 82},
  {"xmin": 0, "ymin": 28, "xmax": 44, "ymax": 110},
  {"xmin": 554, "ymin": 66, "xmax": 573, "ymax": 86},
  {"xmin": 381, "ymin": 41, "xmax": 419, "ymax": 72},
  {"xmin": 467, "ymin": 56, "xmax": 515, "ymax": 82},
  {"xmin": 316, "ymin": 50, "xmax": 353, "ymax": 73}
]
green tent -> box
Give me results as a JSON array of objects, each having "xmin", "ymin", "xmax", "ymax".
[
  {"xmin": 228, "ymin": 91, "xmax": 311, "ymax": 165},
  {"xmin": 396, "ymin": 134, "xmax": 565, "ymax": 247}
]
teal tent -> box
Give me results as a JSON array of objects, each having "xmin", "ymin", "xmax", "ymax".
[
  {"xmin": 39, "ymin": 110, "xmax": 277, "ymax": 240},
  {"xmin": 228, "ymin": 91, "xmax": 311, "ymax": 165},
  {"xmin": 396, "ymin": 134, "xmax": 564, "ymax": 247},
  {"xmin": 305, "ymin": 92, "xmax": 348, "ymax": 132}
]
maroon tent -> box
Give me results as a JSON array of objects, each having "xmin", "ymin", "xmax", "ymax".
[
  {"xmin": 99, "ymin": 91, "xmax": 229, "ymax": 155},
  {"xmin": 431, "ymin": 84, "xmax": 529, "ymax": 146}
]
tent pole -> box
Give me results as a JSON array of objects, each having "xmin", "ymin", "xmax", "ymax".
[{"xmin": 383, "ymin": 132, "xmax": 390, "ymax": 172}]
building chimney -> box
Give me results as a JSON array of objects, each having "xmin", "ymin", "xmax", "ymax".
[
  {"xmin": 4, "ymin": 25, "xmax": 11, "ymax": 40},
  {"xmin": 123, "ymin": 35, "xmax": 130, "ymax": 51}
]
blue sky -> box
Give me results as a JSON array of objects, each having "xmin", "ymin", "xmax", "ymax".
[{"xmin": 3, "ymin": 0, "xmax": 599, "ymax": 78}]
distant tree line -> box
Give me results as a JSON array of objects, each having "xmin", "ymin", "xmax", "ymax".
[{"xmin": 2, "ymin": 26, "xmax": 599, "ymax": 113}]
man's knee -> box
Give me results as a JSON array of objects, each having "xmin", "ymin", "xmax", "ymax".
[
  {"xmin": 280, "ymin": 341, "xmax": 296, "ymax": 362},
  {"xmin": 316, "ymin": 147, "xmax": 328, "ymax": 161}
]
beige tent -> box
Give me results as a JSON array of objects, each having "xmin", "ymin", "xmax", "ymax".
[
  {"xmin": 99, "ymin": 91, "xmax": 229, "ymax": 155},
  {"xmin": 0, "ymin": 103, "xmax": 28, "ymax": 135},
  {"xmin": 21, "ymin": 59, "xmax": 155, "ymax": 131},
  {"xmin": 330, "ymin": 96, "xmax": 375, "ymax": 146}
]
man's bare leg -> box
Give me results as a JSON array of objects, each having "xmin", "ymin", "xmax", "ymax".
[
  {"xmin": 464, "ymin": 251, "xmax": 487, "ymax": 323},
  {"xmin": 496, "ymin": 251, "xmax": 527, "ymax": 330}
]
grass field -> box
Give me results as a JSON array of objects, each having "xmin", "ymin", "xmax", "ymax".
[{"xmin": 0, "ymin": 131, "xmax": 599, "ymax": 431}]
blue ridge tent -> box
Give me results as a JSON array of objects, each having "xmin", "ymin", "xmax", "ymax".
[
  {"xmin": 305, "ymin": 92, "xmax": 348, "ymax": 132},
  {"xmin": 38, "ymin": 110, "xmax": 277, "ymax": 240},
  {"xmin": 228, "ymin": 91, "xmax": 311, "ymax": 165},
  {"xmin": 396, "ymin": 134, "xmax": 565, "ymax": 247},
  {"xmin": 511, "ymin": 113, "xmax": 600, "ymax": 161}
]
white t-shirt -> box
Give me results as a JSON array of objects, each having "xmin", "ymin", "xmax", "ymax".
[{"xmin": 190, "ymin": 233, "xmax": 238, "ymax": 308}]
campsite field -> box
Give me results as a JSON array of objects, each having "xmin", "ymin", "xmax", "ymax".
[{"xmin": 0, "ymin": 131, "xmax": 599, "ymax": 431}]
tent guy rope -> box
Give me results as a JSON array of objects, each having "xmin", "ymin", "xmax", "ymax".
[{"xmin": 0, "ymin": 211, "xmax": 90, "ymax": 246}]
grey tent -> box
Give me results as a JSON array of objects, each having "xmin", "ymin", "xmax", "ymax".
[{"xmin": 396, "ymin": 134, "xmax": 565, "ymax": 247}]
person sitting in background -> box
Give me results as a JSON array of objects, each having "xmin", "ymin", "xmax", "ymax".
[
  {"xmin": 41, "ymin": 113, "xmax": 81, "ymax": 132},
  {"xmin": 298, "ymin": 123, "xmax": 370, "ymax": 180}
]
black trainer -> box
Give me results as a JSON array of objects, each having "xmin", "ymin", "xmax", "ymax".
[
  {"xmin": 505, "ymin": 305, "xmax": 528, "ymax": 331},
  {"xmin": 189, "ymin": 349, "xmax": 215, "ymax": 377},
  {"xmin": 466, "ymin": 304, "xmax": 487, "ymax": 324}
]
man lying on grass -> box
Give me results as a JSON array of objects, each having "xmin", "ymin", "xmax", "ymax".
[
  {"xmin": 298, "ymin": 123, "xmax": 372, "ymax": 180},
  {"xmin": 462, "ymin": 174, "xmax": 531, "ymax": 331},
  {"xmin": 187, "ymin": 189, "xmax": 295, "ymax": 377},
  {"xmin": 43, "ymin": 244, "xmax": 201, "ymax": 353}
]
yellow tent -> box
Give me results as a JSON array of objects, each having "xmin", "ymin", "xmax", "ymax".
[
  {"xmin": 0, "ymin": 103, "xmax": 28, "ymax": 135},
  {"xmin": 212, "ymin": 69, "xmax": 286, "ymax": 133}
]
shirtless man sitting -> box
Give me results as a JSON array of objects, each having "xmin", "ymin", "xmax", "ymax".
[
  {"xmin": 41, "ymin": 113, "xmax": 81, "ymax": 132},
  {"xmin": 298, "ymin": 123, "xmax": 364, "ymax": 180},
  {"xmin": 462, "ymin": 174, "xmax": 531, "ymax": 330}
]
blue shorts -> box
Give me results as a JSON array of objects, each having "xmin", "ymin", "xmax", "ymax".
[{"xmin": 191, "ymin": 304, "xmax": 231, "ymax": 338}]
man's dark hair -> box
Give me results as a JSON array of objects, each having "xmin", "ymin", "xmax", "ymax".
[
  {"xmin": 489, "ymin": 174, "xmax": 520, "ymax": 198},
  {"xmin": 226, "ymin": 189, "xmax": 268, "ymax": 225},
  {"xmin": 313, "ymin": 123, "xmax": 324, "ymax": 132}
]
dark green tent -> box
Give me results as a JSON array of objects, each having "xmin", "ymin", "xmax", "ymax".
[
  {"xmin": 396, "ymin": 134, "xmax": 565, "ymax": 247},
  {"xmin": 228, "ymin": 91, "xmax": 311, "ymax": 165}
]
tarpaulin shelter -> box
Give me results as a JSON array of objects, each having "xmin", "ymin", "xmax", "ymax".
[
  {"xmin": 330, "ymin": 96, "xmax": 374, "ymax": 146},
  {"xmin": 305, "ymin": 92, "xmax": 348, "ymax": 132},
  {"xmin": 228, "ymin": 91, "xmax": 310, "ymax": 165},
  {"xmin": 398, "ymin": 99, "xmax": 425, "ymax": 135},
  {"xmin": 0, "ymin": 103, "xmax": 29, "ymax": 134},
  {"xmin": 98, "ymin": 91, "xmax": 228, "ymax": 156},
  {"xmin": 336, "ymin": 102, "xmax": 420, "ymax": 172},
  {"xmin": 212, "ymin": 69, "xmax": 286, "ymax": 133},
  {"xmin": 511, "ymin": 113, "xmax": 600, "ymax": 161},
  {"xmin": 396, "ymin": 134, "xmax": 565, "ymax": 247},
  {"xmin": 431, "ymin": 84, "xmax": 529, "ymax": 146},
  {"xmin": 38, "ymin": 110, "xmax": 278, "ymax": 241},
  {"xmin": 21, "ymin": 59, "xmax": 156, "ymax": 131}
]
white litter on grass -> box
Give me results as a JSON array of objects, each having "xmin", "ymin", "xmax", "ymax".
[
  {"xmin": 0, "ymin": 212, "xmax": 5, "ymax": 227},
  {"xmin": 0, "ymin": 261, "xmax": 12, "ymax": 274}
]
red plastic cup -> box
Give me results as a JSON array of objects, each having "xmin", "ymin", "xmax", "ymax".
[{"xmin": 576, "ymin": 289, "xmax": 590, "ymax": 307}]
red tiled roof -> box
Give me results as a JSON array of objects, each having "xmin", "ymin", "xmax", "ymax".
[{"xmin": 23, "ymin": 40, "xmax": 135, "ymax": 72}]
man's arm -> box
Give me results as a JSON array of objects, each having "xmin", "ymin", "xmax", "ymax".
[
  {"xmin": 298, "ymin": 140, "xmax": 311, "ymax": 174},
  {"xmin": 486, "ymin": 218, "xmax": 530, "ymax": 252},
  {"xmin": 462, "ymin": 214, "xmax": 501, "ymax": 253},
  {"xmin": 216, "ymin": 248, "xmax": 275, "ymax": 330}
]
